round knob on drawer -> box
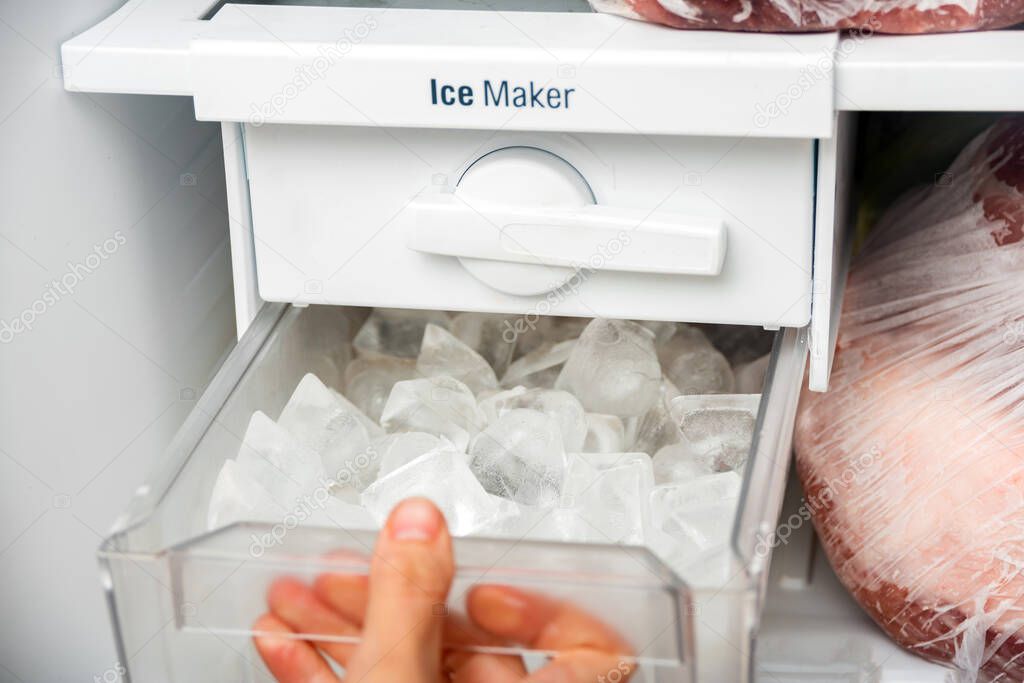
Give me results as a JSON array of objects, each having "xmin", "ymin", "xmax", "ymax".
[
  {"xmin": 455, "ymin": 147, "xmax": 593, "ymax": 297},
  {"xmin": 406, "ymin": 147, "xmax": 727, "ymax": 295}
]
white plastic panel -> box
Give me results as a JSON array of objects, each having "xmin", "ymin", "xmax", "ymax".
[
  {"xmin": 191, "ymin": 5, "xmax": 836, "ymax": 137},
  {"xmin": 61, "ymin": 0, "xmax": 1023, "ymax": 118},
  {"xmin": 808, "ymin": 112, "xmax": 854, "ymax": 392},
  {"xmin": 222, "ymin": 122, "xmax": 264, "ymax": 338},
  {"xmin": 835, "ymin": 30, "xmax": 1024, "ymax": 112},
  {"xmin": 60, "ymin": 0, "xmax": 215, "ymax": 96},
  {"xmin": 244, "ymin": 124, "xmax": 815, "ymax": 327}
]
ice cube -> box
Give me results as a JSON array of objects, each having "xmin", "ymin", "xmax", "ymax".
[
  {"xmin": 343, "ymin": 356, "xmax": 417, "ymax": 423},
  {"xmin": 380, "ymin": 376, "xmax": 486, "ymax": 451},
  {"xmin": 208, "ymin": 459, "xmax": 378, "ymax": 533},
  {"xmin": 636, "ymin": 320, "xmax": 679, "ymax": 346},
  {"xmin": 416, "ymin": 324, "xmax": 498, "ymax": 394},
  {"xmin": 652, "ymin": 442, "xmax": 717, "ymax": 484},
  {"xmin": 474, "ymin": 502, "xmax": 535, "ymax": 538},
  {"xmin": 281, "ymin": 374, "xmax": 383, "ymax": 438},
  {"xmin": 481, "ymin": 505, "xmax": 587, "ymax": 543},
  {"xmin": 478, "ymin": 387, "xmax": 586, "ymax": 453},
  {"xmin": 655, "ymin": 323, "xmax": 712, "ymax": 365},
  {"xmin": 468, "ymin": 409, "xmax": 567, "ymax": 505},
  {"xmin": 511, "ymin": 316, "xmax": 590, "ymax": 359},
  {"xmin": 649, "ymin": 471, "xmax": 742, "ymax": 557},
  {"xmin": 583, "ymin": 413, "xmax": 625, "ymax": 453},
  {"xmin": 669, "ymin": 394, "xmax": 760, "ymax": 473},
  {"xmin": 701, "ymin": 323, "xmax": 775, "ymax": 366},
  {"xmin": 672, "ymin": 546, "xmax": 734, "ymax": 587},
  {"xmin": 373, "ymin": 432, "xmax": 448, "ymax": 479},
  {"xmin": 560, "ymin": 453, "xmax": 654, "ymax": 544},
  {"xmin": 207, "ymin": 459, "xmax": 288, "ymax": 530},
  {"xmin": 474, "ymin": 494, "xmax": 524, "ymax": 536},
  {"xmin": 353, "ymin": 308, "xmax": 450, "ymax": 359},
  {"xmin": 538, "ymin": 316, "xmax": 590, "ymax": 343},
  {"xmin": 661, "ymin": 330, "xmax": 735, "ymax": 395},
  {"xmin": 478, "ymin": 386, "xmax": 528, "ymax": 423},
  {"xmin": 308, "ymin": 497, "xmax": 379, "ymax": 530},
  {"xmin": 278, "ymin": 374, "xmax": 384, "ymax": 490},
  {"xmin": 557, "ymin": 319, "xmax": 661, "ymax": 417},
  {"xmin": 360, "ymin": 445, "xmax": 508, "ymax": 536},
  {"xmin": 287, "ymin": 305, "xmax": 355, "ymax": 390},
  {"xmin": 626, "ymin": 380, "xmax": 684, "ymax": 456},
  {"xmin": 734, "ymin": 353, "xmax": 770, "ymax": 394},
  {"xmin": 450, "ymin": 312, "xmax": 517, "ymax": 377},
  {"xmin": 235, "ymin": 412, "xmax": 325, "ymax": 503},
  {"xmin": 501, "ymin": 339, "xmax": 576, "ymax": 390},
  {"xmin": 341, "ymin": 307, "xmax": 372, "ymax": 342}
]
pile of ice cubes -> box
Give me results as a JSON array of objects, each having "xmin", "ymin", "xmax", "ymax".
[{"xmin": 208, "ymin": 308, "xmax": 772, "ymax": 586}]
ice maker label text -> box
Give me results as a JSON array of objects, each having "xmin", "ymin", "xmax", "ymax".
[{"xmin": 429, "ymin": 79, "xmax": 575, "ymax": 110}]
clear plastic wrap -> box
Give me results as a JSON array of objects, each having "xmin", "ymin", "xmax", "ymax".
[
  {"xmin": 590, "ymin": 0, "xmax": 1024, "ymax": 33},
  {"xmin": 794, "ymin": 115, "xmax": 1024, "ymax": 681}
]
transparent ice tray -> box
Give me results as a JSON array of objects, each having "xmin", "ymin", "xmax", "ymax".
[{"xmin": 99, "ymin": 303, "xmax": 807, "ymax": 683}]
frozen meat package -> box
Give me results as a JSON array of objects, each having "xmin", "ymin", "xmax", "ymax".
[
  {"xmin": 590, "ymin": 0, "xmax": 1024, "ymax": 33},
  {"xmin": 795, "ymin": 115, "xmax": 1024, "ymax": 681}
]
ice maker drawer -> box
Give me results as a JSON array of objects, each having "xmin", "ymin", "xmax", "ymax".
[
  {"xmin": 100, "ymin": 303, "xmax": 807, "ymax": 683},
  {"xmin": 246, "ymin": 125, "xmax": 816, "ymax": 328}
]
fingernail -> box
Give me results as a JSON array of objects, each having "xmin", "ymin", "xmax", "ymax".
[{"xmin": 389, "ymin": 498, "xmax": 442, "ymax": 542}]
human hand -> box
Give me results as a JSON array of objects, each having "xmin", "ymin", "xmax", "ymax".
[{"xmin": 254, "ymin": 497, "xmax": 635, "ymax": 683}]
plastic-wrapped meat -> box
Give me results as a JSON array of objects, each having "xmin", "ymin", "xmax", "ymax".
[
  {"xmin": 795, "ymin": 116, "xmax": 1024, "ymax": 681},
  {"xmin": 591, "ymin": 0, "xmax": 1024, "ymax": 33}
]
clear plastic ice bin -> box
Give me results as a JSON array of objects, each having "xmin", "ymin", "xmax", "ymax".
[{"xmin": 99, "ymin": 303, "xmax": 807, "ymax": 683}]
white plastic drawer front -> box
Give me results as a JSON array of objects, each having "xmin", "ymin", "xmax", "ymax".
[{"xmin": 246, "ymin": 125, "xmax": 814, "ymax": 328}]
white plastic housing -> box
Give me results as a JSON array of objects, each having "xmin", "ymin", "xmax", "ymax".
[{"xmin": 245, "ymin": 124, "xmax": 815, "ymax": 328}]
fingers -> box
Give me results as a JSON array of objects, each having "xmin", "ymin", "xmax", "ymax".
[
  {"xmin": 466, "ymin": 584, "xmax": 631, "ymax": 654},
  {"xmin": 443, "ymin": 614, "xmax": 528, "ymax": 683},
  {"xmin": 346, "ymin": 497, "xmax": 455, "ymax": 679},
  {"xmin": 266, "ymin": 577, "xmax": 361, "ymax": 666},
  {"xmin": 312, "ymin": 569, "xmax": 369, "ymax": 627},
  {"xmin": 253, "ymin": 613, "xmax": 340, "ymax": 683},
  {"xmin": 466, "ymin": 586, "xmax": 635, "ymax": 682},
  {"xmin": 449, "ymin": 653, "xmax": 528, "ymax": 683},
  {"xmin": 525, "ymin": 650, "xmax": 635, "ymax": 683}
]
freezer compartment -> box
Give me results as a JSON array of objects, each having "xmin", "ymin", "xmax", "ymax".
[{"xmin": 100, "ymin": 303, "xmax": 807, "ymax": 682}]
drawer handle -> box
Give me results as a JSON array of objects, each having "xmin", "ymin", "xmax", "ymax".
[{"xmin": 407, "ymin": 195, "xmax": 727, "ymax": 277}]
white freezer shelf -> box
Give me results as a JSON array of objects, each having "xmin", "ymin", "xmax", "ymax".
[
  {"xmin": 61, "ymin": 0, "xmax": 1024, "ymax": 118},
  {"xmin": 754, "ymin": 469, "xmax": 951, "ymax": 682},
  {"xmin": 757, "ymin": 550, "xmax": 951, "ymax": 683},
  {"xmin": 835, "ymin": 29, "xmax": 1024, "ymax": 113}
]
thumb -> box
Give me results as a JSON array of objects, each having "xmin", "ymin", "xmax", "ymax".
[{"xmin": 348, "ymin": 498, "xmax": 455, "ymax": 681}]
